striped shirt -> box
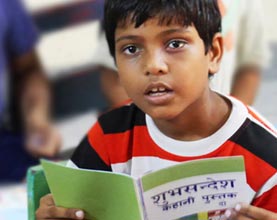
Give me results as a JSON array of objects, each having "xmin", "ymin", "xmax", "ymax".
[{"xmin": 69, "ymin": 96, "xmax": 277, "ymax": 212}]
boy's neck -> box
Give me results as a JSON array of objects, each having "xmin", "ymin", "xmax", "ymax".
[{"xmin": 152, "ymin": 93, "xmax": 232, "ymax": 142}]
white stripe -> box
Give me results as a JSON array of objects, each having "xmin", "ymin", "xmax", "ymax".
[
  {"xmin": 66, "ymin": 160, "xmax": 79, "ymax": 168},
  {"xmin": 146, "ymin": 96, "xmax": 248, "ymax": 157},
  {"xmin": 255, "ymin": 173, "xmax": 277, "ymax": 198},
  {"xmin": 111, "ymin": 156, "xmax": 181, "ymax": 178}
]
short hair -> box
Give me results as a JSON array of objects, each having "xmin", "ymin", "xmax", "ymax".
[{"xmin": 104, "ymin": 0, "xmax": 221, "ymax": 59}]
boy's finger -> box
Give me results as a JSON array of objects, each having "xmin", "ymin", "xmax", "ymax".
[
  {"xmin": 47, "ymin": 207, "xmax": 84, "ymax": 219},
  {"xmin": 224, "ymin": 208, "xmax": 253, "ymax": 220},
  {"xmin": 37, "ymin": 206, "xmax": 84, "ymax": 219},
  {"xmin": 236, "ymin": 203, "xmax": 277, "ymax": 220},
  {"xmin": 224, "ymin": 209, "xmax": 237, "ymax": 220},
  {"xmin": 39, "ymin": 193, "xmax": 55, "ymax": 206},
  {"xmin": 37, "ymin": 194, "xmax": 84, "ymax": 219}
]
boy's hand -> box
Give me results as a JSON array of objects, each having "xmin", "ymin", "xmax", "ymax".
[
  {"xmin": 25, "ymin": 119, "xmax": 61, "ymax": 158},
  {"xmin": 24, "ymin": 101, "xmax": 61, "ymax": 158},
  {"xmin": 224, "ymin": 203, "xmax": 277, "ymax": 220},
  {"xmin": 36, "ymin": 194, "xmax": 85, "ymax": 220}
]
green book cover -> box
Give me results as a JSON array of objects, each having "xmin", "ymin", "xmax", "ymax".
[
  {"xmin": 41, "ymin": 156, "xmax": 250, "ymax": 220},
  {"xmin": 27, "ymin": 165, "xmax": 50, "ymax": 220},
  {"xmin": 41, "ymin": 160, "xmax": 143, "ymax": 220}
]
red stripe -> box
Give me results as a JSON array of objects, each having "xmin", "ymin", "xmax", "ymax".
[
  {"xmin": 87, "ymin": 122, "xmax": 111, "ymax": 165},
  {"xmin": 103, "ymin": 126, "xmax": 225, "ymax": 163},
  {"xmin": 92, "ymin": 124, "xmax": 276, "ymax": 190},
  {"xmin": 252, "ymin": 185, "xmax": 277, "ymax": 212},
  {"xmin": 247, "ymin": 107, "xmax": 277, "ymax": 134},
  {"xmin": 88, "ymin": 123, "xmax": 276, "ymax": 196},
  {"xmin": 218, "ymin": 140, "xmax": 276, "ymax": 191},
  {"xmin": 104, "ymin": 126, "xmax": 157, "ymax": 163}
]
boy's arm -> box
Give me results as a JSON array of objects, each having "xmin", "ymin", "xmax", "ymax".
[
  {"xmin": 231, "ymin": 0, "xmax": 268, "ymax": 106},
  {"xmin": 11, "ymin": 50, "xmax": 61, "ymax": 158},
  {"xmin": 6, "ymin": 0, "xmax": 61, "ymax": 157},
  {"xmin": 230, "ymin": 66, "xmax": 261, "ymax": 105}
]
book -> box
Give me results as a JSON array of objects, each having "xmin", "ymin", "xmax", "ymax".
[
  {"xmin": 27, "ymin": 164, "xmax": 50, "ymax": 220},
  {"xmin": 41, "ymin": 156, "xmax": 250, "ymax": 220},
  {"xmin": 27, "ymin": 162, "xmax": 66, "ymax": 220}
]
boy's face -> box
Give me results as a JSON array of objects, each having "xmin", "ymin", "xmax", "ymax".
[{"xmin": 115, "ymin": 17, "xmax": 222, "ymax": 120}]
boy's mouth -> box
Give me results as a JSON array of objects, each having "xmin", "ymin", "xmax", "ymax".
[
  {"xmin": 145, "ymin": 83, "xmax": 173, "ymax": 94},
  {"xmin": 146, "ymin": 87, "xmax": 171, "ymax": 96},
  {"xmin": 144, "ymin": 83, "xmax": 174, "ymax": 104}
]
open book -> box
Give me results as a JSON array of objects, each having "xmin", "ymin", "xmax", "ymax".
[{"xmin": 41, "ymin": 156, "xmax": 250, "ymax": 220}]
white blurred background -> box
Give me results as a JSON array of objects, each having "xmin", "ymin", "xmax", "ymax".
[{"xmin": 253, "ymin": 0, "xmax": 277, "ymax": 125}]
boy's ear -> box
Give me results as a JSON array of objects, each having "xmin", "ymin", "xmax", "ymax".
[{"xmin": 208, "ymin": 33, "xmax": 224, "ymax": 75}]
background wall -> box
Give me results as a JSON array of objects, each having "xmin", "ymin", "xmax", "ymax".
[{"xmin": 254, "ymin": 0, "xmax": 277, "ymax": 125}]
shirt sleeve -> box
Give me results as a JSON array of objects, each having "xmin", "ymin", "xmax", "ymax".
[
  {"xmin": 5, "ymin": 0, "xmax": 38, "ymax": 58},
  {"xmin": 235, "ymin": 0, "xmax": 270, "ymax": 69},
  {"xmin": 70, "ymin": 122, "xmax": 112, "ymax": 171},
  {"xmin": 252, "ymin": 175, "xmax": 277, "ymax": 212}
]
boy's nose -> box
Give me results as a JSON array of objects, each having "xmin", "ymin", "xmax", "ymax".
[{"xmin": 144, "ymin": 51, "xmax": 168, "ymax": 76}]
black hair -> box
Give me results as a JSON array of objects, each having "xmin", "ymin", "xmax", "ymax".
[{"xmin": 104, "ymin": 0, "xmax": 221, "ymax": 59}]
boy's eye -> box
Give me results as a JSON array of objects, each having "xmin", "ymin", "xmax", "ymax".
[
  {"xmin": 123, "ymin": 45, "xmax": 140, "ymax": 55},
  {"xmin": 167, "ymin": 40, "xmax": 186, "ymax": 49}
]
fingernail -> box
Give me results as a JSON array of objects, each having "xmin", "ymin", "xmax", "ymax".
[
  {"xmin": 235, "ymin": 204, "xmax": 242, "ymax": 212},
  {"xmin": 224, "ymin": 209, "xmax": 232, "ymax": 219},
  {"xmin": 75, "ymin": 210, "xmax": 84, "ymax": 219}
]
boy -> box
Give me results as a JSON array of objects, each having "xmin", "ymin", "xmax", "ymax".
[{"xmin": 36, "ymin": 0, "xmax": 277, "ymax": 219}]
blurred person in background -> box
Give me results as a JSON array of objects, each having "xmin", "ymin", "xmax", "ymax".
[
  {"xmin": 98, "ymin": 0, "xmax": 269, "ymax": 107},
  {"xmin": 211, "ymin": 0, "xmax": 269, "ymax": 105},
  {"xmin": 96, "ymin": 32, "xmax": 129, "ymax": 107},
  {"xmin": 0, "ymin": 0, "xmax": 60, "ymax": 182}
]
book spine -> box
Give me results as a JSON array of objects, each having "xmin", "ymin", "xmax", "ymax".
[
  {"xmin": 27, "ymin": 168, "xmax": 36, "ymax": 220},
  {"xmin": 136, "ymin": 178, "xmax": 148, "ymax": 220}
]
